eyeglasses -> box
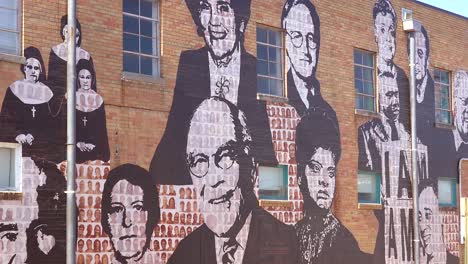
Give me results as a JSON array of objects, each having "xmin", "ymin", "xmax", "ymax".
[
  {"xmin": 287, "ymin": 31, "xmax": 317, "ymax": 49},
  {"xmin": 187, "ymin": 140, "xmax": 242, "ymax": 178},
  {"xmin": 26, "ymin": 65, "xmax": 40, "ymax": 71}
]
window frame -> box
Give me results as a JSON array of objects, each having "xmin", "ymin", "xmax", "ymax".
[
  {"xmin": 438, "ymin": 177, "xmax": 457, "ymax": 208},
  {"xmin": 122, "ymin": 0, "xmax": 161, "ymax": 77},
  {"xmin": 357, "ymin": 170, "xmax": 381, "ymax": 205},
  {"xmin": 354, "ymin": 48, "xmax": 377, "ymax": 113},
  {"xmin": 434, "ymin": 68, "xmax": 452, "ymax": 125},
  {"xmin": 0, "ymin": 142, "xmax": 22, "ymax": 193},
  {"xmin": 256, "ymin": 25, "xmax": 286, "ymax": 99},
  {"xmin": 0, "ymin": 0, "xmax": 22, "ymax": 56},
  {"xmin": 258, "ymin": 165, "xmax": 289, "ymax": 201}
]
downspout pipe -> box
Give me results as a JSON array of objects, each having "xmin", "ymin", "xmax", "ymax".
[
  {"xmin": 408, "ymin": 31, "xmax": 421, "ymax": 264},
  {"xmin": 66, "ymin": 0, "xmax": 77, "ymax": 263}
]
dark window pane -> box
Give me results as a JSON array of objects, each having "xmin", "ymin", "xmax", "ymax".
[
  {"xmin": 123, "ymin": 0, "xmax": 139, "ymax": 14},
  {"xmin": 123, "ymin": 15, "xmax": 139, "ymax": 34},
  {"xmin": 354, "ymin": 66, "xmax": 362, "ymax": 80},
  {"xmin": 257, "ymin": 60, "xmax": 268, "ymax": 75},
  {"xmin": 271, "ymin": 80, "xmax": 283, "ymax": 96},
  {"xmin": 356, "ymin": 96, "xmax": 363, "ymax": 109},
  {"xmin": 354, "ymin": 50, "xmax": 362, "ymax": 65},
  {"xmin": 140, "ymin": 56, "xmax": 154, "ymax": 75},
  {"xmin": 363, "ymin": 81, "xmax": 374, "ymax": 95},
  {"xmin": 140, "ymin": 0, "xmax": 154, "ymax": 18},
  {"xmin": 434, "ymin": 70, "xmax": 441, "ymax": 82},
  {"xmin": 140, "ymin": 36, "xmax": 153, "ymax": 55},
  {"xmin": 140, "ymin": 19, "xmax": 153, "ymax": 37},
  {"xmin": 123, "ymin": 53, "xmax": 139, "ymax": 73},
  {"xmin": 257, "ymin": 77, "xmax": 269, "ymax": 94},
  {"xmin": 0, "ymin": 31, "xmax": 18, "ymax": 54},
  {"xmin": 269, "ymin": 46, "xmax": 278, "ymax": 62},
  {"xmin": 363, "ymin": 68, "xmax": 373, "ymax": 81},
  {"xmin": 355, "ymin": 79, "xmax": 363, "ymax": 93},
  {"xmin": 257, "ymin": 44, "xmax": 267, "ymax": 60},
  {"xmin": 123, "ymin": 33, "xmax": 139, "ymax": 52},
  {"xmin": 364, "ymin": 97, "xmax": 375, "ymax": 111},
  {"xmin": 441, "ymin": 72, "xmax": 450, "ymax": 84},
  {"xmin": 363, "ymin": 52, "xmax": 374, "ymax": 67},
  {"xmin": 257, "ymin": 28, "xmax": 267, "ymax": 43},
  {"xmin": 269, "ymin": 62, "xmax": 280, "ymax": 77},
  {"xmin": 268, "ymin": 30, "xmax": 281, "ymax": 46}
]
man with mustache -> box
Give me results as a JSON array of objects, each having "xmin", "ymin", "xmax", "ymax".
[
  {"xmin": 150, "ymin": 0, "xmax": 276, "ymax": 185},
  {"xmin": 169, "ymin": 97, "xmax": 297, "ymax": 264},
  {"xmin": 295, "ymin": 108, "xmax": 370, "ymax": 264},
  {"xmin": 418, "ymin": 182, "xmax": 458, "ymax": 264}
]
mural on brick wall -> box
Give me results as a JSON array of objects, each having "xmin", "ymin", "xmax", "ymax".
[
  {"xmin": 357, "ymin": 1, "xmax": 460, "ymax": 263},
  {"xmin": 149, "ymin": 0, "xmax": 277, "ymax": 186}
]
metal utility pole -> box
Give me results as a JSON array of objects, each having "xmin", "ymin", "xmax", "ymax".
[
  {"xmin": 66, "ymin": 0, "xmax": 77, "ymax": 263},
  {"xmin": 402, "ymin": 8, "xmax": 421, "ymax": 264}
]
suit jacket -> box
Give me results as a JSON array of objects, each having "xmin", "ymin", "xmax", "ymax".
[
  {"xmin": 150, "ymin": 47, "xmax": 277, "ymax": 185},
  {"xmin": 168, "ymin": 207, "xmax": 298, "ymax": 264}
]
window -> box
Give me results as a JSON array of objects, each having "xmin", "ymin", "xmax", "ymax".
[
  {"xmin": 358, "ymin": 171, "xmax": 381, "ymax": 204},
  {"xmin": 123, "ymin": 0, "xmax": 160, "ymax": 76},
  {"xmin": 257, "ymin": 27, "xmax": 284, "ymax": 97},
  {"xmin": 438, "ymin": 178, "xmax": 457, "ymax": 207},
  {"xmin": 258, "ymin": 165, "xmax": 288, "ymax": 200},
  {"xmin": 434, "ymin": 68, "xmax": 452, "ymax": 124},
  {"xmin": 354, "ymin": 49, "xmax": 376, "ymax": 112},
  {"xmin": 0, "ymin": 143, "xmax": 22, "ymax": 192},
  {"xmin": 0, "ymin": 0, "xmax": 21, "ymax": 55}
]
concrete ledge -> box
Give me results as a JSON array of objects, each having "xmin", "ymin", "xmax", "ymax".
[
  {"xmin": 0, "ymin": 53, "xmax": 25, "ymax": 64},
  {"xmin": 257, "ymin": 93, "xmax": 288, "ymax": 103},
  {"xmin": 435, "ymin": 122, "xmax": 455, "ymax": 130},
  {"xmin": 355, "ymin": 109, "xmax": 379, "ymax": 118},
  {"xmin": 0, "ymin": 191, "xmax": 22, "ymax": 201},
  {"xmin": 122, "ymin": 71, "xmax": 165, "ymax": 85},
  {"xmin": 259, "ymin": 199, "xmax": 293, "ymax": 209},
  {"xmin": 358, "ymin": 203, "xmax": 383, "ymax": 210}
]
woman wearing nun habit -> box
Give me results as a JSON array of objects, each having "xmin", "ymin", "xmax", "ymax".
[
  {"xmin": 75, "ymin": 59, "xmax": 110, "ymax": 163},
  {"xmin": 0, "ymin": 46, "xmax": 63, "ymax": 162}
]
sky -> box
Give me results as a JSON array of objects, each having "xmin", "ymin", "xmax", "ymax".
[{"xmin": 417, "ymin": 0, "xmax": 468, "ymax": 18}]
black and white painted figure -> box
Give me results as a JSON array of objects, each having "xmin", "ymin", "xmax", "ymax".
[
  {"xmin": 418, "ymin": 182, "xmax": 459, "ymax": 264},
  {"xmin": 169, "ymin": 97, "xmax": 297, "ymax": 264},
  {"xmin": 101, "ymin": 164, "xmax": 160, "ymax": 264},
  {"xmin": 295, "ymin": 108, "xmax": 369, "ymax": 264},
  {"xmin": 453, "ymin": 71, "xmax": 468, "ymax": 154},
  {"xmin": 0, "ymin": 223, "xmax": 20, "ymax": 264},
  {"xmin": 48, "ymin": 15, "xmax": 94, "ymax": 123},
  {"xmin": 281, "ymin": 0, "xmax": 336, "ymax": 121},
  {"xmin": 0, "ymin": 47, "xmax": 62, "ymax": 162},
  {"xmin": 25, "ymin": 219, "xmax": 64, "ymax": 264},
  {"xmin": 75, "ymin": 59, "xmax": 110, "ymax": 163},
  {"xmin": 149, "ymin": 0, "xmax": 276, "ymax": 185}
]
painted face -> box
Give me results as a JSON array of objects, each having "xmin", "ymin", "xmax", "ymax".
[
  {"xmin": 304, "ymin": 147, "xmax": 336, "ymax": 210},
  {"xmin": 24, "ymin": 58, "xmax": 41, "ymax": 82},
  {"xmin": 63, "ymin": 25, "xmax": 81, "ymax": 45},
  {"xmin": 199, "ymin": 0, "xmax": 239, "ymax": 60},
  {"xmin": 379, "ymin": 75, "xmax": 399, "ymax": 121},
  {"xmin": 186, "ymin": 100, "xmax": 245, "ymax": 236},
  {"xmin": 455, "ymin": 72, "xmax": 468, "ymax": 140},
  {"xmin": 78, "ymin": 69, "xmax": 92, "ymax": 90},
  {"xmin": 0, "ymin": 223, "xmax": 19, "ymax": 264},
  {"xmin": 284, "ymin": 4, "xmax": 317, "ymax": 79},
  {"xmin": 107, "ymin": 180, "xmax": 148, "ymax": 261},
  {"xmin": 418, "ymin": 187, "xmax": 442, "ymax": 259},
  {"xmin": 374, "ymin": 13, "xmax": 396, "ymax": 64}
]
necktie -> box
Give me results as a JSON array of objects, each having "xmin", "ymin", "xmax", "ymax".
[
  {"xmin": 307, "ymin": 88, "xmax": 314, "ymax": 109},
  {"xmin": 388, "ymin": 120, "xmax": 399, "ymax": 141},
  {"xmin": 222, "ymin": 238, "xmax": 239, "ymax": 264}
]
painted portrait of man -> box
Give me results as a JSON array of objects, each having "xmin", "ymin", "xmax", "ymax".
[
  {"xmin": 150, "ymin": 0, "xmax": 276, "ymax": 185},
  {"xmin": 169, "ymin": 97, "xmax": 297, "ymax": 264}
]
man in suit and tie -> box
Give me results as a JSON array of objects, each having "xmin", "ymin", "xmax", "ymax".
[{"xmin": 169, "ymin": 97, "xmax": 297, "ymax": 264}]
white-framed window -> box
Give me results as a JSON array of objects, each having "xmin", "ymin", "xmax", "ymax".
[
  {"xmin": 354, "ymin": 49, "xmax": 376, "ymax": 112},
  {"xmin": 258, "ymin": 165, "xmax": 288, "ymax": 200},
  {"xmin": 257, "ymin": 27, "xmax": 285, "ymax": 97},
  {"xmin": 438, "ymin": 177, "xmax": 457, "ymax": 207},
  {"xmin": 0, "ymin": 0, "xmax": 21, "ymax": 55},
  {"xmin": 434, "ymin": 68, "xmax": 452, "ymax": 124},
  {"xmin": 0, "ymin": 143, "xmax": 22, "ymax": 192},
  {"xmin": 123, "ymin": 0, "xmax": 160, "ymax": 76},
  {"xmin": 358, "ymin": 171, "xmax": 381, "ymax": 204}
]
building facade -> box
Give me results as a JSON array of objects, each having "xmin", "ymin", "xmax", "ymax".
[{"xmin": 0, "ymin": 0, "xmax": 466, "ymax": 263}]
